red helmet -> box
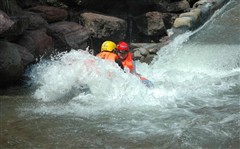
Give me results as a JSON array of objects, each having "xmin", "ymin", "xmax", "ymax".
[{"xmin": 117, "ymin": 41, "xmax": 129, "ymax": 51}]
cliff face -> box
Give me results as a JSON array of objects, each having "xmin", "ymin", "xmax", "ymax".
[{"xmin": 0, "ymin": 0, "xmax": 228, "ymax": 87}]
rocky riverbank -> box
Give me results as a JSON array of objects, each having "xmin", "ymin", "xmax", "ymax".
[{"xmin": 0, "ymin": 0, "xmax": 228, "ymax": 87}]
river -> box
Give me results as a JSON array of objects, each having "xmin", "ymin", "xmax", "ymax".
[{"xmin": 1, "ymin": 0, "xmax": 239, "ymax": 148}]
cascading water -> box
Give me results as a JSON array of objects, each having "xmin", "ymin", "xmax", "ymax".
[{"xmin": 1, "ymin": 0, "xmax": 239, "ymax": 148}]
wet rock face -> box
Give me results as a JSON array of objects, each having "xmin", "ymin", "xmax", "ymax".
[
  {"xmin": 47, "ymin": 21, "xmax": 92, "ymax": 51},
  {"xmin": 17, "ymin": 11, "xmax": 48, "ymax": 30},
  {"xmin": 28, "ymin": 5, "xmax": 68, "ymax": 22},
  {"xmin": 80, "ymin": 12, "xmax": 127, "ymax": 41},
  {"xmin": 0, "ymin": 10, "xmax": 14, "ymax": 34},
  {"xmin": 0, "ymin": 41, "xmax": 24, "ymax": 87},
  {"xmin": 135, "ymin": 11, "xmax": 166, "ymax": 36},
  {"xmin": 17, "ymin": 30, "xmax": 54, "ymax": 57}
]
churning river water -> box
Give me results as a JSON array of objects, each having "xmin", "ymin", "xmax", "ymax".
[{"xmin": 1, "ymin": 0, "xmax": 240, "ymax": 148}]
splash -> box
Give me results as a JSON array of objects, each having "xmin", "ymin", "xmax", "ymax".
[
  {"xmin": 28, "ymin": 49, "xmax": 177, "ymax": 116},
  {"xmin": 28, "ymin": 0, "xmax": 240, "ymax": 117}
]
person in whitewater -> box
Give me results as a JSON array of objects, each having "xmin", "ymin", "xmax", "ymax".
[
  {"xmin": 116, "ymin": 41, "xmax": 154, "ymax": 87},
  {"xmin": 96, "ymin": 40, "xmax": 124, "ymax": 69}
]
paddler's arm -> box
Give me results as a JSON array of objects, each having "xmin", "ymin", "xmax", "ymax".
[{"xmin": 115, "ymin": 59, "xmax": 124, "ymax": 70}]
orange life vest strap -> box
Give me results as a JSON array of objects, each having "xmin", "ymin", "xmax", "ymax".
[{"xmin": 122, "ymin": 52, "xmax": 134, "ymax": 72}]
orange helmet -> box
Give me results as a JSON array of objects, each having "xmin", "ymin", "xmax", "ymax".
[{"xmin": 117, "ymin": 41, "xmax": 129, "ymax": 51}]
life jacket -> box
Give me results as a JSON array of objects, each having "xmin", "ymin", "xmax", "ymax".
[
  {"xmin": 121, "ymin": 52, "xmax": 134, "ymax": 73},
  {"xmin": 96, "ymin": 51, "xmax": 118, "ymax": 61}
]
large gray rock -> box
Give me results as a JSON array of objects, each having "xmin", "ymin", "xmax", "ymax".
[
  {"xmin": 2, "ymin": 16, "xmax": 30, "ymax": 38},
  {"xmin": 80, "ymin": 12, "xmax": 127, "ymax": 41},
  {"xmin": 162, "ymin": 0, "xmax": 191, "ymax": 13},
  {"xmin": 135, "ymin": 11, "xmax": 166, "ymax": 36},
  {"xmin": 0, "ymin": 10, "xmax": 14, "ymax": 34},
  {"xmin": 17, "ymin": 45, "xmax": 35, "ymax": 67},
  {"xmin": 17, "ymin": 30, "xmax": 54, "ymax": 57},
  {"xmin": 17, "ymin": 11, "xmax": 48, "ymax": 30},
  {"xmin": 47, "ymin": 21, "xmax": 92, "ymax": 51},
  {"xmin": 0, "ymin": 41, "xmax": 24, "ymax": 87},
  {"xmin": 29, "ymin": 5, "xmax": 68, "ymax": 23}
]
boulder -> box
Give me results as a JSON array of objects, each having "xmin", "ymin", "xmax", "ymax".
[
  {"xmin": 17, "ymin": 30, "xmax": 54, "ymax": 57},
  {"xmin": 80, "ymin": 12, "xmax": 127, "ymax": 41},
  {"xmin": 47, "ymin": 21, "xmax": 92, "ymax": 51},
  {"xmin": 17, "ymin": 11, "xmax": 48, "ymax": 30},
  {"xmin": 29, "ymin": 5, "xmax": 68, "ymax": 22},
  {"xmin": 135, "ymin": 11, "xmax": 166, "ymax": 36},
  {"xmin": 0, "ymin": 10, "xmax": 14, "ymax": 34},
  {"xmin": 0, "ymin": 41, "xmax": 24, "ymax": 87},
  {"xmin": 163, "ymin": 0, "xmax": 191, "ymax": 13},
  {"xmin": 1, "ymin": 16, "xmax": 30, "ymax": 39}
]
